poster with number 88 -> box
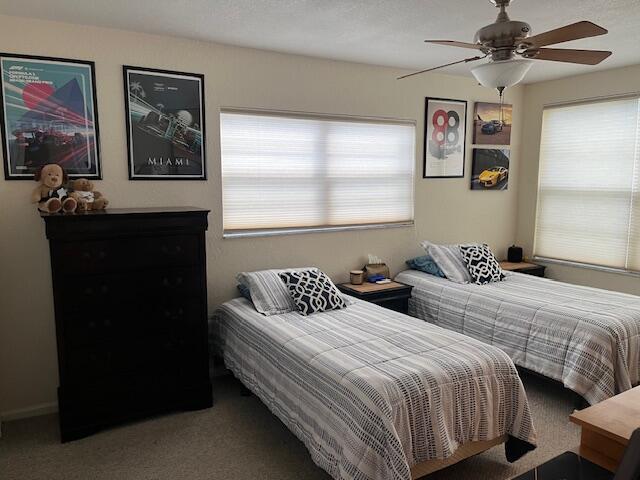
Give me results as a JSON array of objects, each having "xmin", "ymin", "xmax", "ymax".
[{"xmin": 423, "ymin": 97, "xmax": 467, "ymax": 178}]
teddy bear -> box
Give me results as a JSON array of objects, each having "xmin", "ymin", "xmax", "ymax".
[
  {"xmin": 31, "ymin": 163, "xmax": 77, "ymax": 214},
  {"xmin": 69, "ymin": 178, "xmax": 109, "ymax": 211}
]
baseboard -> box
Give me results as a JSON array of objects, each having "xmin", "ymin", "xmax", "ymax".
[{"xmin": 1, "ymin": 402, "xmax": 58, "ymax": 421}]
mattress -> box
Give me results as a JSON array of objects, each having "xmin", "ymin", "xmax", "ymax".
[
  {"xmin": 210, "ymin": 297, "xmax": 536, "ymax": 480},
  {"xmin": 395, "ymin": 269, "xmax": 640, "ymax": 405}
]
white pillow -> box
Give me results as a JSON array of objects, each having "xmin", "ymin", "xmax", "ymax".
[{"xmin": 420, "ymin": 241, "xmax": 472, "ymax": 284}]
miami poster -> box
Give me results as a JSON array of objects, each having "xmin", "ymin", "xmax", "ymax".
[
  {"xmin": 124, "ymin": 66, "xmax": 206, "ymax": 180},
  {"xmin": 0, "ymin": 54, "xmax": 100, "ymax": 179}
]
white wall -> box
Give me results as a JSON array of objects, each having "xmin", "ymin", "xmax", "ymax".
[
  {"xmin": 516, "ymin": 64, "xmax": 640, "ymax": 295},
  {"xmin": 0, "ymin": 15, "xmax": 524, "ymax": 416}
]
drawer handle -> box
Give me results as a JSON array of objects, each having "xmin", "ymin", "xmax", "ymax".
[
  {"xmin": 82, "ymin": 251, "xmax": 91, "ymax": 259},
  {"xmin": 162, "ymin": 245, "xmax": 183, "ymax": 254},
  {"xmin": 88, "ymin": 321, "xmax": 96, "ymax": 328}
]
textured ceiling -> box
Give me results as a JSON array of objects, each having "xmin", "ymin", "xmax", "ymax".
[{"xmin": 0, "ymin": 0, "xmax": 638, "ymax": 83}]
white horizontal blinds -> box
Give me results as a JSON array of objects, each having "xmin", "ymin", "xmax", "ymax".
[
  {"xmin": 221, "ymin": 111, "xmax": 415, "ymax": 232},
  {"xmin": 534, "ymin": 97, "xmax": 640, "ymax": 270},
  {"xmin": 626, "ymin": 101, "xmax": 640, "ymax": 271}
]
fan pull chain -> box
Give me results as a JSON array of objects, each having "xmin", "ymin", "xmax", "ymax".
[{"xmin": 497, "ymin": 86, "xmax": 505, "ymax": 124}]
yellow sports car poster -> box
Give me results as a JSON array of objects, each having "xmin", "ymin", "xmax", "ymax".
[{"xmin": 471, "ymin": 149, "xmax": 510, "ymax": 190}]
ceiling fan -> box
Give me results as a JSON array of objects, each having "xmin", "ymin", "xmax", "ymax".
[{"xmin": 398, "ymin": 0, "xmax": 612, "ymax": 91}]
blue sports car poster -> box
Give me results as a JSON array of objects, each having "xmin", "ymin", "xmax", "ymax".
[
  {"xmin": 0, "ymin": 54, "xmax": 101, "ymax": 179},
  {"xmin": 473, "ymin": 102, "xmax": 512, "ymax": 145}
]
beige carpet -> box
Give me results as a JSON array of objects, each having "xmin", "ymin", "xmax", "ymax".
[{"xmin": 0, "ymin": 372, "xmax": 580, "ymax": 480}]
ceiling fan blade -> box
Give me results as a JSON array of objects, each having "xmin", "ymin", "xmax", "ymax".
[
  {"xmin": 526, "ymin": 21, "xmax": 608, "ymax": 47},
  {"xmin": 425, "ymin": 40, "xmax": 485, "ymax": 50},
  {"xmin": 526, "ymin": 48, "xmax": 612, "ymax": 65},
  {"xmin": 397, "ymin": 55, "xmax": 485, "ymax": 80}
]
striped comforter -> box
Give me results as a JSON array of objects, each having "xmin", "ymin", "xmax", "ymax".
[
  {"xmin": 395, "ymin": 269, "xmax": 640, "ymax": 405},
  {"xmin": 210, "ymin": 298, "xmax": 536, "ymax": 480}
]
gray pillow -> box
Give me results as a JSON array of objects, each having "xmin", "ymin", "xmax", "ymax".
[
  {"xmin": 420, "ymin": 241, "xmax": 472, "ymax": 284},
  {"xmin": 236, "ymin": 268, "xmax": 307, "ymax": 315}
]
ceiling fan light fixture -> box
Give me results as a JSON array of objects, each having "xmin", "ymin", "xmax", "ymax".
[{"xmin": 470, "ymin": 58, "xmax": 533, "ymax": 88}]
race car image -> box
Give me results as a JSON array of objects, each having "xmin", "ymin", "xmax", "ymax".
[
  {"xmin": 479, "ymin": 166, "xmax": 508, "ymax": 187},
  {"xmin": 480, "ymin": 119, "xmax": 504, "ymax": 135}
]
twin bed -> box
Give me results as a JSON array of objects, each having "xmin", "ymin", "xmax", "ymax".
[
  {"xmin": 210, "ymin": 261, "xmax": 640, "ymax": 480},
  {"xmin": 396, "ymin": 269, "xmax": 640, "ymax": 405},
  {"xmin": 211, "ymin": 296, "xmax": 536, "ymax": 480}
]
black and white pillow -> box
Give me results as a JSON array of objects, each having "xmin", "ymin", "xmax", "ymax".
[
  {"xmin": 459, "ymin": 244, "xmax": 505, "ymax": 285},
  {"xmin": 279, "ymin": 269, "xmax": 347, "ymax": 316}
]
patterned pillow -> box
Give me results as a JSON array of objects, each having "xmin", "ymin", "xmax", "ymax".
[
  {"xmin": 459, "ymin": 244, "xmax": 505, "ymax": 285},
  {"xmin": 421, "ymin": 241, "xmax": 472, "ymax": 284},
  {"xmin": 405, "ymin": 255, "xmax": 445, "ymax": 277},
  {"xmin": 279, "ymin": 269, "xmax": 347, "ymax": 316}
]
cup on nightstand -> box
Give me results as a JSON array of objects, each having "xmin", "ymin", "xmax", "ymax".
[{"xmin": 350, "ymin": 270, "xmax": 364, "ymax": 285}]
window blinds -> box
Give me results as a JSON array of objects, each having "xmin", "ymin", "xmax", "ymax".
[
  {"xmin": 534, "ymin": 96, "xmax": 640, "ymax": 271},
  {"xmin": 220, "ymin": 110, "xmax": 415, "ymax": 235}
]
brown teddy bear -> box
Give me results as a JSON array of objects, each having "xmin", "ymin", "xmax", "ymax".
[
  {"xmin": 31, "ymin": 163, "xmax": 77, "ymax": 214},
  {"xmin": 69, "ymin": 178, "xmax": 109, "ymax": 211}
]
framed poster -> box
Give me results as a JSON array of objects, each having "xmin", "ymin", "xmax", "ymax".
[
  {"xmin": 423, "ymin": 97, "xmax": 466, "ymax": 178},
  {"xmin": 471, "ymin": 148, "xmax": 510, "ymax": 190},
  {"xmin": 0, "ymin": 53, "xmax": 101, "ymax": 180},
  {"xmin": 473, "ymin": 102, "xmax": 512, "ymax": 145},
  {"xmin": 123, "ymin": 66, "xmax": 206, "ymax": 180}
]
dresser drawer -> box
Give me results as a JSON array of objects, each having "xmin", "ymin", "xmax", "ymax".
[
  {"xmin": 64, "ymin": 335, "xmax": 190, "ymax": 382},
  {"xmin": 62, "ymin": 299, "xmax": 203, "ymax": 347},
  {"xmin": 53, "ymin": 234, "xmax": 200, "ymax": 274},
  {"xmin": 58, "ymin": 268, "xmax": 202, "ymax": 309}
]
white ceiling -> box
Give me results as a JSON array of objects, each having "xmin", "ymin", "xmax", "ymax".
[{"xmin": 1, "ymin": 0, "xmax": 638, "ymax": 84}]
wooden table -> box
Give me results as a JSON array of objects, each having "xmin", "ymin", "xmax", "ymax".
[
  {"xmin": 569, "ymin": 386, "xmax": 640, "ymax": 472},
  {"xmin": 499, "ymin": 261, "xmax": 546, "ymax": 277},
  {"xmin": 337, "ymin": 281, "xmax": 413, "ymax": 314}
]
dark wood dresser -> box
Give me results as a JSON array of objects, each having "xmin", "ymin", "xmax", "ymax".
[{"xmin": 42, "ymin": 207, "xmax": 213, "ymax": 442}]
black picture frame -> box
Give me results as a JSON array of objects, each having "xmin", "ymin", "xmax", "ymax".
[
  {"xmin": 423, "ymin": 97, "xmax": 467, "ymax": 179},
  {"xmin": 470, "ymin": 148, "xmax": 510, "ymax": 190},
  {"xmin": 0, "ymin": 53, "xmax": 101, "ymax": 180},
  {"xmin": 123, "ymin": 65, "xmax": 206, "ymax": 180}
]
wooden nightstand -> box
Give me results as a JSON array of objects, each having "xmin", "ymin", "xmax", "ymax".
[
  {"xmin": 337, "ymin": 281, "xmax": 413, "ymax": 314},
  {"xmin": 499, "ymin": 261, "xmax": 546, "ymax": 277}
]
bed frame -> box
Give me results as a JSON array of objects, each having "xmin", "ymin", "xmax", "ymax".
[{"xmin": 410, "ymin": 435, "xmax": 507, "ymax": 478}]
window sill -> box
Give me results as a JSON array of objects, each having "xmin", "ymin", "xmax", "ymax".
[
  {"xmin": 223, "ymin": 221, "xmax": 414, "ymax": 239},
  {"xmin": 533, "ymin": 256, "xmax": 640, "ymax": 278}
]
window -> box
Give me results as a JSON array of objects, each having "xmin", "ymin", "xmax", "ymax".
[
  {"xmin": 534, "ymin": 96, "xmax": 640, "ymax": 272},
  {"xmin": 220, "ymin": 109, "xmax": 415, "ymax": 237}
]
